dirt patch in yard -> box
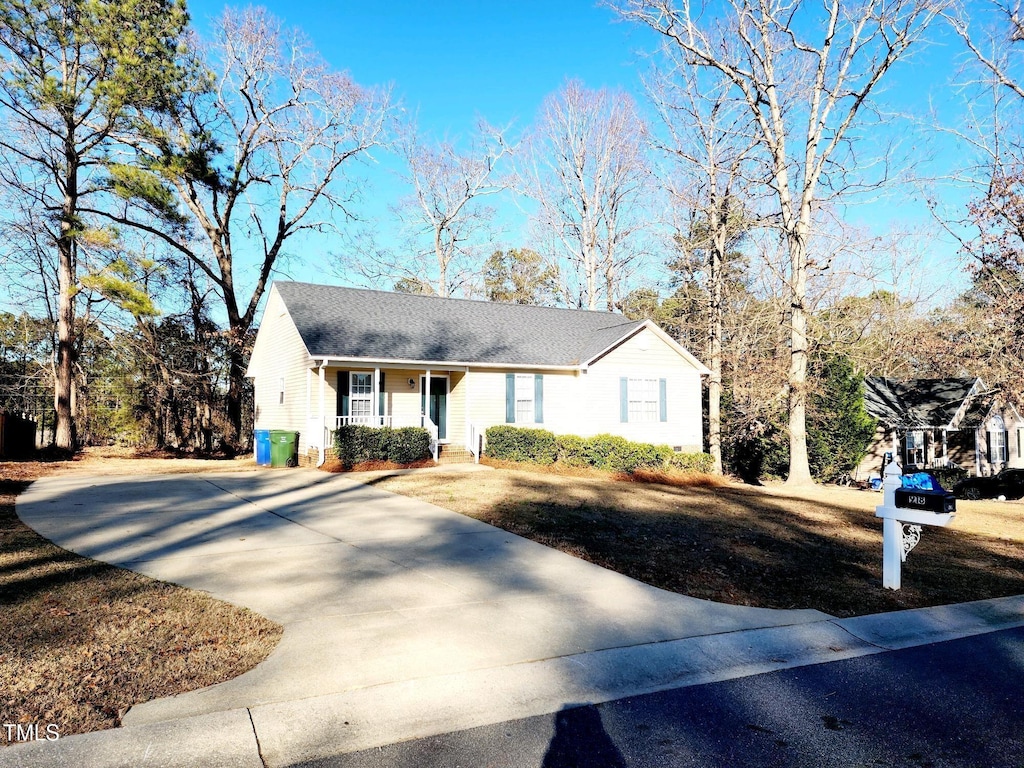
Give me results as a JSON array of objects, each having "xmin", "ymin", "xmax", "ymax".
[
  {"xmin": 365, "ymin": 466, "xmax": 1024, "ymax": 619},
  {"xmin": 0, "ymin": 450, "xmax": 282, "ymax": 743}
]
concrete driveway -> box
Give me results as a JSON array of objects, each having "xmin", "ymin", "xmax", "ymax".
[{"xmin": 12, "ymin": 467, "xmax": 932, "ymax": 767}]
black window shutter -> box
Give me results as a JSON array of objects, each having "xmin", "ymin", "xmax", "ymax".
[{"xmin": 338, "ymin": 372, "xmax": 350, "ymax": 417}]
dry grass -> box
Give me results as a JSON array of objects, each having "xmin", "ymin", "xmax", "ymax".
[
  {"xmin": 0, "ymin": 450, "xmax": 282, "ymax": 742},
  {"xmin": 365, "ymin": 465, "xmax": 1024, "ymax": 619}
]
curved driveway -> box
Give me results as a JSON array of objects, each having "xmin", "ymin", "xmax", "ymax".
[{"xmin": 18, "ymin": 468, "xmax": 853, "ymax": 765}]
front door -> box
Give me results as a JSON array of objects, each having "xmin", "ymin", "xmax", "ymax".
[{"xmin": 420, "ymin": 376, "xmax": 447, "ymax": 440}]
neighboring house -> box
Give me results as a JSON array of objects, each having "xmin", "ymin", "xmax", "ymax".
[
  {"xmin": 247, "ymin": 282, "xmax": 711, "ymax": 464},
  {"xmin": 856, "ymin": 376, "xmax": 1024, "ymax": 479}
]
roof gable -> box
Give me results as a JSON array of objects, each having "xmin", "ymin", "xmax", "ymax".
[
  {"xmin": 864, "ymin": 377, "xmax": 982, "ymax": 428},
  {"xmin": 270, "ymin": 282, "xmax": 697, "ymax": 369}
]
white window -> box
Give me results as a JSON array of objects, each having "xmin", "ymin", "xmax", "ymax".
[
  {"xmin": 990, "ymin": 429, "xmax": 1008, "ymax": 463},
  {"xmin": 350, "ymin": 373, "xmax": 372, "ymax": 421},
  {"xmin": 905, "ymin": 430, "xmax": 925, "ymax": 466},
  {"xmin": 515, "ymin": 374, "xmax": 534, "ymax": 423},
  {"xmin": 628, "ymin": 378, "xmax": 659, "ymax": 423}
]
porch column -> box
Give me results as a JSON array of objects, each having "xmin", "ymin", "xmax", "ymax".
[
  {"xmin": 313, "ymin": 360, "xmax": 325, "ymax": 468},
  {"xmin": 975, "ymin": 428, "xmax": 982, "ymax": 476},
  {"xmin": 319, "ymin": 360, "xmax": 326, "ymax": 448},
  {"xmin": 466, "ymin": 366, "xmax": 478, "ymax": 461},
  {"xmin": 424, "ymin": 369, "xmax": 431, "ymax": 424},
  {"xmin": 373, "ymin": 367, "xmax": 380, "ymax": 425}
]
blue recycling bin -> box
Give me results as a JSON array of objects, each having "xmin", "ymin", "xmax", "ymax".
[{"xmin": 254, "ymin": 429, "xmax": 271, "ymax": 466}]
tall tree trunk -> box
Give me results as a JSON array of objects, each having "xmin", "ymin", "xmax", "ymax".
[
  {"xmin": 786, "ymin": 232, "xmax": 813, "ymax": 485},
  {"xmin": 54, "ymin": 151, "xmax": 78, "ymax": 452},
  {"xmin": 708, "ymin": 234, "xmax": 724, "ymax": 475},
  {"xmin": 226, "ymin": 341, "xmax": 246, "ymax": 453}
]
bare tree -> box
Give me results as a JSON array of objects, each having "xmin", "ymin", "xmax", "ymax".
[
  {"xmin": 520, "ymin": 79, "xmax": 651, "ymax": 311},
  {"xmin": 95, "ymin": 7, "xmax": 390, "ymax": 449},
  {"xmin": 648, "ymin": 59, "xmax": 760, "ymax": 474},
  {"xmin": 616, "ymin": 0, "xmax": 945, "ymax": 484},
  {"xmin": 948, "ymin": 0, "xmax": 1024, "ymax": 99},
  {"xmin": 387, "ymin": 122, "xmax": 511, "ymax": 297}
]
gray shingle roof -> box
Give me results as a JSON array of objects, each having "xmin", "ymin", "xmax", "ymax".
[
  {"xmin": 864, "ymin": 377, "xmax": 980, "ymax": 428},
  {"xmin": 274, "ymin": 282, "xmax": 647, "ymax": 367}
]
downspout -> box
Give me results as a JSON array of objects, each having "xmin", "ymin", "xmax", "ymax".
[{"xmin": 317, "ymin": 359, "xmax": 327, "ymax": 468}]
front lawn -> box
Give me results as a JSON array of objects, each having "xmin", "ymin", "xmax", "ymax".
[{"xmin": 365, "ymin": 466, "xmax": 1024, "ymax": 618}]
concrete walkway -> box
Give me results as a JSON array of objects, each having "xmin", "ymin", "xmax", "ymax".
[{"xmin": 7, "ymin": 468, "xmax": 1024, "ymax": 768}]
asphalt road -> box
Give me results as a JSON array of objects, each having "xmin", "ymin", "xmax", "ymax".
[{"xmin": 300, "ymin": 626, "xmax": 1024, "ymax": 768}]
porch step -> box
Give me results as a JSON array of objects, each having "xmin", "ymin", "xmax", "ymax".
[{"xmin": 437, "ymin": 445, "xmax": 475, "ymax": 465}]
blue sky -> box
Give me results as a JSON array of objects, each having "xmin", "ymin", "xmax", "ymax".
[
  {"xmin": 180, "ymin": 0, "xmax": 983, "ymax": 303},
  {"xmin": 0, "ymin": 1, "xmax": 994, "ymax": 317},
  {"xmin": 188, "ymin": 0, "xmax": 643, "ymax": 135}
]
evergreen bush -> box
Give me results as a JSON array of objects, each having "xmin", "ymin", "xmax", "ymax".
[
  {"xmin": 484, "ymin": 425, "xmax": 558, "ymax": 464},
  {"xmin": 666, "ymin": 452, "xmax": 716, "ymax": 474},
  {"xmin": 555, "ymin": 434, "xmax": 589, "ymax": 466},
  {"xmin": 333, "ymin": 425, "xmax": 431, "ymax": 468},
  {"xmin": 486, "ymin": 426, "xmax": 691, "ymax": 474}
]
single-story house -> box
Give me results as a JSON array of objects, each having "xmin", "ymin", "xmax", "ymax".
[
  {"xmin": 856, "ymin": 376, "xmax": 1024, "ymax": 479},
  {"xmin": 247, "ymin": 282, "xmax": 710, "ymax": 464}
]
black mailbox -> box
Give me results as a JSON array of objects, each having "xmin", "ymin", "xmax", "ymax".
[{"xmin": 894, "ymin": 488, "xmax": 956, "ymax": 514}]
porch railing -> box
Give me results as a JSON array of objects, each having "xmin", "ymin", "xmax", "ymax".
[
  {"xmin": 466, "ymin": 421, "xmax": 482, "ymax": 464},
  {"xmin": 335, "ymin": 415, "xmax": 394, "ymax": 428},
  {"xmin": 422, "ymin": 415, "xmax": 439, "ymax": 462}
]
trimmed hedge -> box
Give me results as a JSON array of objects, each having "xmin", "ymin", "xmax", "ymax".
[
  {"xmin": 555, "ymin": 434, "xmax": 589, "ymax": 467},
  {"xmin": 929, "ymin": 465, "xmax": 969, "ymax": 491},
  {"xmin": 486, "ymin": 425, "xmax": 711, "ymax": 475},
  {"xmin": 667, "ymin": 452, "xmax": 716, "ymax": 474},
  {"xmin": 333, "ymin": 425, "xmax": 431, "ymax": 468},
  {"xmin": 579, "ymin": 433, "xmax": 674, "ymax": 473},
  {"xmin": 484, "ymin": 425, "xmax": 558, "ymax": 465}
]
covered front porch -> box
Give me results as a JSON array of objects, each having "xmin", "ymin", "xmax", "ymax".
[{"xmin": 303, "ymin": 364, "xmax": 483, "ymax": 464}]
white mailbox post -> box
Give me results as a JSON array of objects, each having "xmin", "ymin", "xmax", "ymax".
[{"xmin": 875, "ymin": 461, "xmax": 956, "ymax": 590}]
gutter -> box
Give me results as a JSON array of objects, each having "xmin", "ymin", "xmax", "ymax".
[{"xmin": 304, "ymin": 355, "xmax": 582, "ymax": 373}]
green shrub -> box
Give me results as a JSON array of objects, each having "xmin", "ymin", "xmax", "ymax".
[
  {"xmin": 487, "ymin": 426, "xmax": 710, "ymax": 476},
  {"xmin": 556, "ymin": 434, "xmax": 589, "ymax": 467},
  {"xmin": 666, "ymin": 452, "xmax": 715, "ymax": 474},
  {"xmin": 485, "ymin": 425, "xmax": 558, "ymax": 464},
  {"xmin": 577, "ymin": 433, "xmax": 672, "ymax": 473},
  {"xmin": 333, "ymin": 425, "xmax": 431, "ymax": 468},
  {"xmin": 387, "ymin": 427, "xmax": 432, "ymax": 464},
  {"xmin": 930, "ymin": 465, "xmax": 968, "ymax": 491}
]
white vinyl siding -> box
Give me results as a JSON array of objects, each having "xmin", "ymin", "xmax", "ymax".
[
  {"xmin": 247, "ymin": 286, "xmax": 315, "ymax": 454},
  {"xmin": 584, "ymin": 328, "xmax": 703, "ymax": 450}
]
